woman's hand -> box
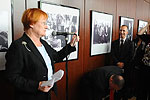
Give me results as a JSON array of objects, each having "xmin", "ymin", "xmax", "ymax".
[
  {"xmin": 70, "ymin": 35, "xmax": 80, "ymax": 47},
  {"xmin": 117, "ymin": 62, "xmax": 124, "ymax": 68},
  {"xmin": 138, "ymin": 23, "xmax": 150, "ymax": 35},
  {"xmin": 38, "ymin": 81, "xmax": 54, "ymax": 92}
]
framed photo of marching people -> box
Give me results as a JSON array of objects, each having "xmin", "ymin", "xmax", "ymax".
[
  {"xmin": 138, "ymin": 20, "xmax": 148, "ymax": 33},
  {"xmin": 90, "ymin": 10, "xmax": 113, "ymax": 56},
  {"xmin": 0, "ymin": 0, "xmax": 13, "ymax": 70},
  {"xmin": 40, "ymin": 1, "xmax": 80, "ymax": 61}
]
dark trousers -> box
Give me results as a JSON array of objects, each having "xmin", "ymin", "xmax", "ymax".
[{"xmin": 136, "ymin": 66, "xmax": 150, "ymax": 100}]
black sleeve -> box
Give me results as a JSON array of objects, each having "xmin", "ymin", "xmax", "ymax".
[
  {"xmin": 5, "ymin": 41, "xmax": 39, "ymax": 94},
  {"xmin": 42, "ymin": 40, "xmax": 76, "ymax": 63}
]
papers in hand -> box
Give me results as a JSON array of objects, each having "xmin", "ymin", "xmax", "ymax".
[{"xmin": 41, "ymin": 69, "xmax": 64, "ymax": 87}]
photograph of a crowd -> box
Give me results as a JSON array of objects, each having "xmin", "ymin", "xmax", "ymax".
[
  {"xmin": 0, "ymin": 0, "xmax": 12, "ymax": 70},
  {"xmin": 40, "ymin": 2, "xmax": 80, "ymax": 60},
  {"xmin": 90, "ymin": 11, "xmax": 113, "ymax": 56},
  {"xmin": 0, "ymin": 11, "xmax": 8, "ymax": 52}
]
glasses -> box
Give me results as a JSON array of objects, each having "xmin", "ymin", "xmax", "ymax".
[
  {"xmin": 42, "ymin": 21, "xmax": 47, "ymax": 25},
  {"xmin": 37, "ymin": 20, "xmax": 48, "ymax": 25}
]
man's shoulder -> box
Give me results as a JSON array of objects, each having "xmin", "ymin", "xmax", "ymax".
[
  {"xmin": 125, "ymin": 38, "xmax": 132, "ymax": 42},
  {"xmin": 101, "ymin": 65, "xmax": 121, "ymax": 70},
  {"xmin": 125, "ymin": 38, "xmax": 133, "ymax": 45},
  {"xmin": 112, "ymin": 39, "xmax": 119, "ymax": 46},
  {"xmin": 113, "ymin": 39, "xmax": 119, "ymax": 42}
]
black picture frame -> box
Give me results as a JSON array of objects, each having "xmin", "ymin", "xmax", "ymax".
[
  {"xmin": 39, "ymin": 1, "xmax": 80, "ymax": 61},
  {"xmin": 0, "ymin": 0, "xmax": 13, "ymax": 70},
  {"xmin": 137, "ymin": 19, "xmax": 148, "ymax": 32},
  {"xmin": 120, "ymin": 16, "xmax": 134, "ymax": 41},
  {"xmin": 90, "ymin": 10, "xmax": 113, "ymax": 56}
]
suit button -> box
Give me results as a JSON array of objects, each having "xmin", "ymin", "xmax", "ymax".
[{"xmin": 43, "ymin": 76, "xmax": 46, "ymax": 77}]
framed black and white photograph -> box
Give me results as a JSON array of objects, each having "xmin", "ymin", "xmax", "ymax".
[
  {"xmin": 138, "ymin": 20, "xmax": 148, "ymax": 32},
  {"xmin": 40, "ymin": 2, "xmax": 80, "ymax": 61},
  {"xmin": 120, "ymin": 16, "xmax": 134, "ymax": 41},
  {"xmin": 0, "ymin": 0, "xmax": 13, "ymax": 70},
  {"xmin": 90, "ymin": 11, "xmax": 113, "ymax": 56}
]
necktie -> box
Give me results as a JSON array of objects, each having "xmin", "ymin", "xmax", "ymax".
[
  {"xmin": 119, "ymin": 39, "xmax": 124, "ymax": 55},
  {"xmin": 109, "ymin": 89, "xmax": 114, "ymax": 100},
  {"xmin": 120, "ymin": 39, "xmax": 124, "ymax": 47}
]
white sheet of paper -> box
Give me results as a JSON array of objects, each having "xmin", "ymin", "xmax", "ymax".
[{"xmin": 41, "ymin": 69, "xmax": 64, "ymax": 87}]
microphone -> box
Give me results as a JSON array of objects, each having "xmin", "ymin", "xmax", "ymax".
[{"xmin": 52, "ymin": 31, "xmax": 76, "ymax": 36}]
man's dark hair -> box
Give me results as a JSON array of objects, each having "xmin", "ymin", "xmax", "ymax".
[
  {"xmin": 121, "ymin": 25, "xmax": 128, "ymax": 29},
  {"xmin": 112, "ymin": 74, "xmax": 125, "ymax": 89}
]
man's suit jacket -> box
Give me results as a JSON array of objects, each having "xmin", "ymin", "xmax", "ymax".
[
  {"xmin": 111, "ymin": 38, "xmax": 133, "ymax": 68},
  {"xmin": 5, "ymin": 33, "xmax": 75, "ymax": 100},
  {"xmin": 80, "ymin": 66, "xmax": 123, "ymax": 100}
]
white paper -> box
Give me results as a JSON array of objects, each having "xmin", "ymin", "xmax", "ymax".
[{"xmin": 41, "ymin": 69, "xmax": 64, "ymax": 87}]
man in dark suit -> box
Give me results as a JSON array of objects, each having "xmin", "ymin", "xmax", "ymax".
[
  {"xmin": 80, "ymin": 66, "xmax": 124, "ymax": 100},
  {"xmin": 111, "ymin": 25, "xmax": 133, "ymax": 99},
  {"xmin": 111, "ymin": 25, "xmax": 133, "ymax": 70}
]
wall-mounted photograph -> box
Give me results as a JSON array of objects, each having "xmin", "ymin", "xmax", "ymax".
[
  {"xmin": 120, "ymin": 16, "xmax": 134, "ymax": 41},
  {"xmin": 0, "ymin": 0, "xmax": 13, "ymax": 70},
  {"xmin": 40, "ymin": 2, "xmax": 80, "ymax": 61},
  {"xmin": 90, "ymin": 11, "xmax": 113, "ymax": 56},
  {"xmin": 138, "ymin": 20, "xmax": 148, "ymax": 33}
]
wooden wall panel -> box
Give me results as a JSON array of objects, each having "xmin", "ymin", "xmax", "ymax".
[
  {"xmin": 144, "ymin": 0, "xmax": 150, "ymax": 3},
  {"xmin": 116, "ymin": 0, "xmax": 137, "ymax": 40},
  {"xmin": 13, "ymin": 0, "xmax": 25, "ymax": 40},
  {"xmin": 136, "ymin": 0, "xmax": 150, "ymax": 37},
  {"xmin": 84, "ymin": 0, "xmax": 117, "ymax": 73},
  {"xmin": 46, "ymin": 0, "xmax": 85, "ymax": 100},
  {"xmin": 103, "ymin": 0, "xmax": 117, "ymax": 43},
  {"xmin": 136, "ymin": 0, "xmax": 149, "ymax": 20}
]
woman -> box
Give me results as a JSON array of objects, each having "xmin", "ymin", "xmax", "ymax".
[
  {"xmin": 131, "ymin": 23, "xmax": 150, "ymax": 100},
  {"xmin": 5, "ymin": 8, "xmax": 79, "ymax": 100}
]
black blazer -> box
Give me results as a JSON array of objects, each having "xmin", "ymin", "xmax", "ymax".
[
  {"xmin": 5, "ymin": 33, "xmax": 76, "ymax": 100},
  {"xmin": 80, "ymin": 66, "xmax": 123, "ymax": 100},
  {"xmin": 111, "ymin": 38, "xmax": 133, "ymax": 68}
]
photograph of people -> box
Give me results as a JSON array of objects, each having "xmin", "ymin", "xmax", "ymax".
[
  {"xmin": 93, "ymin": 20, "xmax": 111, "ymax": 44},
  {"xmin": 0, "ymin": 31, "xmax": 8, "ymax": 52},
  {"xmin": 0, "ymin": 11, "xmax": 9, "ymax": 52}
]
